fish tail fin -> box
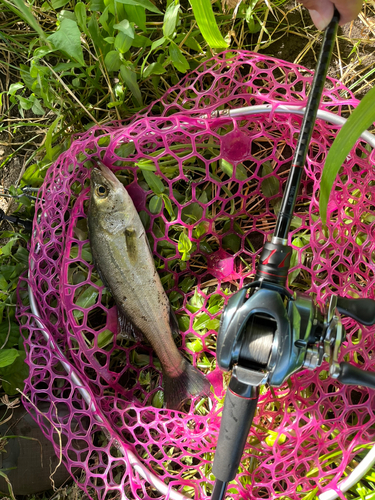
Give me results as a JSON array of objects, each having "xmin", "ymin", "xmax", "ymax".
[{"xmin": 163, "ymin": 359, "xmax": 211, "ymax": 410}]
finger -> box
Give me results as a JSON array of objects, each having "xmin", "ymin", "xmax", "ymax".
[
  {"xmin": 333, "ymin": 0, "xmax": 363, "ymax": 25},
  {"xmin": 309, "ymin": 2, "xmax": 334, "ymax": 30},
  {"xmin": 299, "ymin": 0, "xmax": 334, "ymax": 30}
]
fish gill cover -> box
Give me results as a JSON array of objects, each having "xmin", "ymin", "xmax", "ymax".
[{"xmin": 17, "ymin": 51, "xmax": 375, "ymax": 500}]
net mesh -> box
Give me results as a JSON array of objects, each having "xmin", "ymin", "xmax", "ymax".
[{"xmin": 17, "ymin": 51, "xmax": 375, "ymax": 500}]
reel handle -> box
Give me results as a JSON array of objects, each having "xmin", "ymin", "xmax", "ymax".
[
  {"xmin": 337, "ymin": 362, "xmax": 375, "ymax": 389},
  {"xmin": 337, "ymin": 297, "xmax": 375, "ymax": 326},
  {"xmin": 212, "ymin": 378, "xmax": 259, "ymax": 500}
]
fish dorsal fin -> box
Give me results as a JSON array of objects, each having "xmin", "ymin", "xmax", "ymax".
[{"xmin": 117, "ymin": 308, "xmax": 144, "ymax": 342}]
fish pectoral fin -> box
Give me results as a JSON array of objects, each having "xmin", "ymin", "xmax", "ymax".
[
  {"xmin": 125, "ymin": 227, "xmax": 136, "ymax": 237},
  {"xmin": 117, "ymin": 309, "xmax": 144, "ymax": 341},
  {"xmin": 124, "ymin": 227, "xmax": 139, "ymax": 264}
]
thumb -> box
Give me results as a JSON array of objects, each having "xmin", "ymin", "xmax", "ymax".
[{"xmin": 308, "ymin": 1, "xmax": 334, "ymax": 30}]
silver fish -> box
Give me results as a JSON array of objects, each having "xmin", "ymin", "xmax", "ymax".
[{"xmin": 88, "ymin": 162, "xmax": 211, "ymax": 409}]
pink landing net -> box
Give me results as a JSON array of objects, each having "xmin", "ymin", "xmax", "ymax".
[{"xmin": 18, "ymin": 51, "xmax": 375, "ymax": 500}]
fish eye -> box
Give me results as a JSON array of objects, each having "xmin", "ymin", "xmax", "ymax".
[{"xmin": 96, "ymin": 185, "xmax": 108, "ymax": 198}]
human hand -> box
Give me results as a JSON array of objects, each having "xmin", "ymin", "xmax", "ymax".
[{"xmin": 300, "ymin": 0, "xmax": 363, "ymax": 30}]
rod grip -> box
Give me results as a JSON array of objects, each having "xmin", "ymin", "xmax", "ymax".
[{"xmin": 212, "ymin": 378, "xmax": 259, "ymax": 482}]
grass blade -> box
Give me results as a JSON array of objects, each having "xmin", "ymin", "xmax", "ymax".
[
  {"xmin": 319, "ymin": 85, "xmax": 375, "ymax": 224},
  {"xmin": 0, "ymin": 0, "xmax": 50, "ymax": 46},
  {"xmin": 188, "ymin": 0, "xmax": 228, "ymax": 49}
]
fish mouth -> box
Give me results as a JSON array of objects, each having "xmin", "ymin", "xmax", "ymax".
[{"xmin": 91, "ymin": 162, "xmax": 120, "ymax": 188}]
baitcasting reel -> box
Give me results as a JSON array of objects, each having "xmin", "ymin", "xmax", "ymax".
[
  {"xmin": 212, "ymin": 237, "xmax": 375, "ymax": 499},
  {"xmin": 211, "ymin": 8, "xmax": 375, "ymax": 500}
]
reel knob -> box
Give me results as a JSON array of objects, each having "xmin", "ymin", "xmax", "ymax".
[{"xmin": 337, "ymin": 297, "xmax": 375, "ymax": 326}]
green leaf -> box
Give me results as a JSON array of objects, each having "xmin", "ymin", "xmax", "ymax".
[
  {"xmin": 33, "ymin": 46, "xmax": 55, "ymax": 58},
  {"xmin": 88, "ymin": 14, "xmax": 105, "ymax": 52},
  {"xmin": 320, "ymin": 85, "xmax": 375, "ymax": 224},
  {"xmin": 57, "ymin": 8, "xmax": 76, "ymax": 21},
  {"xmin": 120, "ymin": 63, "xmax": 143, "ymax": 106},
  {"xmin": 115, "ymin": 0, "xmax": 162, "ymax": 14},
  {"xmin": 245, "ymin": 0, "xmax": 261, "ymax": 33},
  {"xmin": 177, "ymin": 314, "xmax": 190, "ymax": 331},
  {"xmin": 8, "ymin": 82, "xmax": 24, "ymax": 95},
  {"xmin": 151, "ymin": 36, "xmax": 165, "ymax": 51},
  {"xmin": 116, "ymin": 142, "xmax": 136, "ymax": 157},
  {"xmin": 0, "ymin": 237, "xmax": 18, "ymax": 256},
  {"xmin": 31, "ymin": 99, "xmax": 45, "ymax": 115},
  {"xmin": 0, "ymin": 352, "xmax": 28, "ymax": 395},
  {"xmin": 222, "ymin": 233, "xmax": 241, "ymax": 253},
  {"xmin": 114, "ymin": 32, "xmax": 133, "ymax": 53},
  {"xmin": 261, "ymin": 161, "xmax": 279, "ymax": 198},
  {"xmin": 0, "ymin": 349, "xmax": 19, "ymax": 368},
  {"xmin": 169, "ymin": 41, "xmax": 189, "ymax": 73},
  {"xmin": 45, "ymin": 115, "xmax": 62, "ymax": 161},
  {"xmin": 1, "ymin": 266, "xmax": 15, "ymax": 281},
  {"xmin": 219, "ymin": 158, "xmax": 233, "ymax": 177},
  {"xmin": 288, "ymin": 237, "xmax": 305, "ymax": 286},
  {"xmin": 189, "ymin": 287, "xmax": 205, "ymax": 310},
  {"xmin": 175, "ymin": 31, "xmax": 202, "ymax": 52},
  {"xmin": 179, "ymin": 276, "xmax": 195, "ymax": 293},
  {"xmin": 113, "ymin": 19, "xmax": 135, "ymax": 37},
  {"xmin": 105, "ymin": 50, "xmax": 122, "ymax": 72},
  {"xmin": 265, "ymin": 430, "xmax": 287, "ymax": 447},
  {"xmin": 73, "ymin": 286, "xmax": 98, "ymax": 319},
  {"xmin": 124, "ymin": 4, "xmax": 146, "ymax": 31},
  {"xmin": 90, "ymin": 0, "xmax": 104, "ymax": 11},
  {"xmin": 0, "ymin": 322, "xmax": 21, "ymax": 349},
  {"xmin": 152, "ymin": 390, "xmax": 164, "ymax": 408},
  {"xmin": 186, "ymin": 338, "xmax": 203, "ymax": 352},
  {"xmin": 2, "ymin": 0, "xmax": 50, "ymax": 45},
  {"xmin": 47, "ymin": 18, "xmax": 85, "ymax": 66},
  {"xmin": 74, "ymin": 2, "xmax": 87, "ymax": 32},
  {"xmin": 14, "ymin": 245, "xmax": 29, "ymax": 265},
  {"xmin": 178, "ymin": 232, "xmax": 192, "ymax": 261},
  {"xmin": 97, "ymin": 329, "xmax": 114, "ymax": 348},
  {"xmin": 163, "ymin": 0, "xmax": 180, "ymax": 38},
  {"xmin": 131, "ymin": 33, "xmax": 152, "ymax": 47},
  {"xmin": 0, "ymin": 275, "xmax": 8, "ymax": 291},
  {"xmin": 143, "ymin": 170, "xmax": 165, "ymax": 195},
  {"xmin": 149, "ymin": 195, "xmax": 162, "ymax": 214},
  {"xmin": 187, "ymin": 0, "xmax": 228, "ymax": 49},
  {"xmin": 246, "ymin": 13, "xmax": 261, "ymax": 33},
  {"xmin": 52, "ymin": 0, "xmax": 70, "ymax": 8},
  {"xmin": 143, "ymin": 62, "xmax": 166, "ymax": 78},
  {"xmin": 161, "ymin": 193, "xmax": 175, "ymax": 219}
]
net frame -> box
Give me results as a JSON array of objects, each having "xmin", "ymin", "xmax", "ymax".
[{"xmin": 17, "ymin": 51, "xmax": 375, "ymax": 500}]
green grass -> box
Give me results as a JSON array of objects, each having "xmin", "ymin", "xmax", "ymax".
[{"xmin": 1, "ymin": 0, "xmax": 375, "ymax": 498}]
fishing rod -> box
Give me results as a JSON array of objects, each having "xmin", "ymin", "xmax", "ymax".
[{"xmin": 211, "ymin": 9, "xmax": 375, "ymax": 500}]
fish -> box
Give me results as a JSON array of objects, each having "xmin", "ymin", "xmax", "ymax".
[{"xmin": 88, "ymin": 162, "xmax": 211, "ymax": 410}]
